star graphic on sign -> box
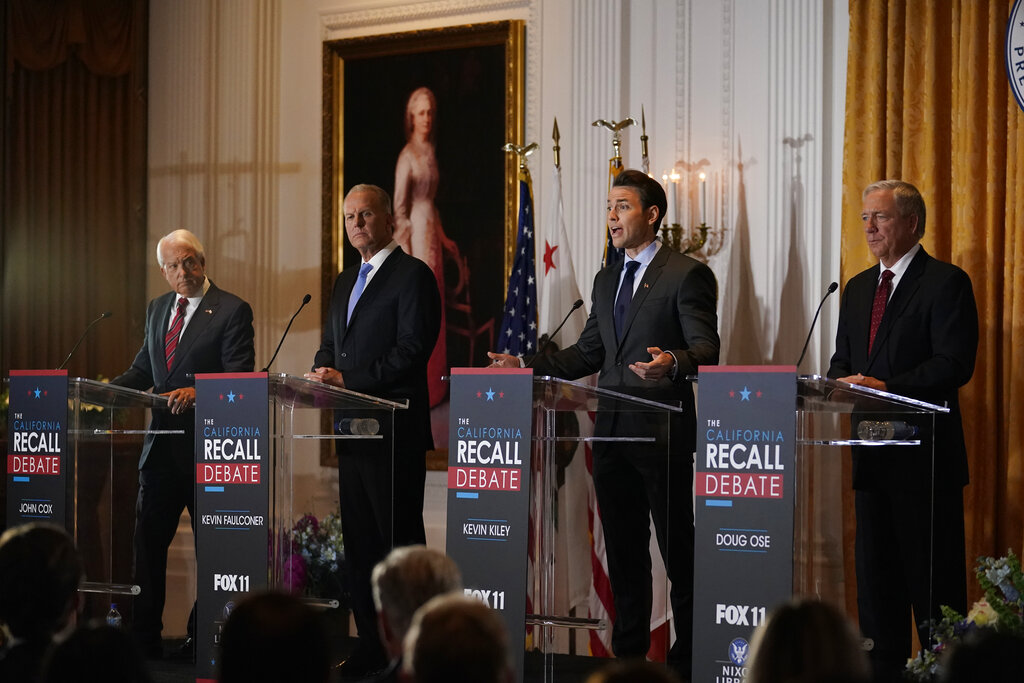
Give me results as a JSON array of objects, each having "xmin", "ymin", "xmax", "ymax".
[
  {"xmin": 476, "ymin": 391, "xmax": 482, "ymax": 398},
  {"xmin": 756, "ymin": 390, "xmax": 762, "ymax": 398},
  {"xmin": 485, "ymin": 388, "xmax": 496, "ymax": 401},
  {"xmin": 543, "ymin": 241, "xmax": 559, "ymax": 275},
  {"xmin": 499, "ymin": 391, "xmax": 505, "ymax": 398},
  {"xmin": 33, "ymin": 387, "xmax": 41, "ymax": 398},
  {"xmin": 728, "ymin": 390, "xmax": 735, "ymax": 398},
  {"xmin": 226, "ymin": 391, "xmax": 236, "ymax": 403},
  {"xmin": 739, "ymin": 387, "xmax": 751, "ymax": 401}
]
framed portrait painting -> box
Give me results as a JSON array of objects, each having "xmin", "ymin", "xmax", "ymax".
[{"xmin": 322, "ymin": 20, "xmax": 525, "ymax": 456}]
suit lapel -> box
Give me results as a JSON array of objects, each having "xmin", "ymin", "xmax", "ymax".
[
  {"xmin": 153, "ymin": 293, "xmax": 176, "ymax": 384},
  {"xmin": 169, "ymin": 284, "xmax": 221, "ymax": 374},
  {"xmin": 617, "ymin": 245, "xmax": 668, "ymax": 347},
  {"xmin": 343, "ymin": 247, "xmax": 403, "ymax": 338},
  {"xmin": 866, "ymin": 248, "xmax": 928, "ymax": 368}
]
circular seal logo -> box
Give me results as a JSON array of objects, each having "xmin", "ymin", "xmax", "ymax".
[
  {"xmin": 728, "ymin": 637, "xmax": 750, "ymax": 666},
  {"xmin": 1006, "ymin": 0, "xmax": 1024, "ymax": 112}
]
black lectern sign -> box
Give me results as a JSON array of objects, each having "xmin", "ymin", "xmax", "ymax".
[
  {"xmin": 692, "ymin": 366, "xmax": 796, "ymax": 683},
  {"xmin": 446, "ymin": 367, "xmax": 533, "ymax": 683},
  {"xmin": 194, "ymin": 372, "xmax": 269, "ymax": 680},
  {"xmin": 6, "ymin": 370, "xmax": 68, "ymax": 529}
]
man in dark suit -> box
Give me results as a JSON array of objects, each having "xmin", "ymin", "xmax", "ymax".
[
  {"xmin": 112, "ymin": 229, "xmax": 255, "ymax": 658},
  {"xmin": 306, "ymin": 184, "xmax": 441, "ymax": 680},
  {"xmin": 827, "ymin": 180, "xmax": 978, "ymax": 681},
  {"xmin": 489, "ymin": 170, "xmax": 720, "ymax": 678}
]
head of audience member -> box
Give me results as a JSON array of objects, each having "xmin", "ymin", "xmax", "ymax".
[
  {"xmin": 585, "ymin": 659, "xmax": 682, "ymax": 683},
  {"xmin": 372, "ymin": 545, "xmax": 462, "ymax": 659},
  {"xmin": 405, "ymin": 87, "xmax": 437, "ymax": 143},
  {"xmin": 344, "ymin": 184, "xmax": 396, "ymax": 261},
  {"xmin": 860, "ymin": 179, "xmax": 926, "ymax": 267},
  {"xmin": 41, "ymin": 621, "xmax": 151, "ymax": 683},
  {"xmin": 743, "ymin": 598, "xmax": 870, "ymax": 683},
  {"xmin": 937, "ymin": 627, "xmax": 1024, "ymax": 683},
  {"xmin": 218, "ymin": 591, "xmax": 329, "ymax": 683},
  {"xmin": 0, "ymin": 523, "xmax": 83, "ymax": 643},
  {"xmin": 401, "ymin": 593, "xmax": 512, "ymax": 683},
  {"xmin": 157, "ymin": 228, "xmax": 207, "ymax": 298}
]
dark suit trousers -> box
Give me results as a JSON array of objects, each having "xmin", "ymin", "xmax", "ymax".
[
  {"xmin": 338, "ymin": 443, "xmax": 426, "ymax": 658},
  {"xmin": 854, "ymin": 457, "xmax": 966, "ymax": 676},
  {"xmin": 592, "ymin": 430, "xmax": 694, "ymax": 671},
  {"xmin": 132, "ymin": 437, "xmax": 195, "ymax": 645}
]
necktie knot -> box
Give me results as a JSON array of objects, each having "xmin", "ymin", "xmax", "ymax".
[
  {"xmin": 880, "ymin": 269, "xmax": 894, "ymax": 284},
  {"xmin": 359, "ymin": 263, "xmax": 373, "ymax": 278},
  {"xmin": 177, "ymin": 297, "xmax": 188, "ymax": 311}
]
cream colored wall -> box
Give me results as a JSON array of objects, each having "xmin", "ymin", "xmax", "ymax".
[{"xmin": 148, "ymin": 0, "xmax": 849, "ymax": 637}]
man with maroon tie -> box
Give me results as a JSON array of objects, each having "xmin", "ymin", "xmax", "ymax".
[
  {"xmin": 828, "ymin": 180, "xmax": 978, "ymax": 682},
  {"xmin": 112, "ymin": 229, "xmax": 255, "ymax": 658}
]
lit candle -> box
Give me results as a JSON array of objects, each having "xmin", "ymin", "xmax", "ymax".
[
  {"xmin": 699, "ymin": 172, "xmax": 707, "ymax": 225},
  {"xmin": 669, "ymin": 170, "xmax": 680, "ymax": 226}
]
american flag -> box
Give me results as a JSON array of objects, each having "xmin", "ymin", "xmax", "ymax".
[
  {"xmin": 603, "ymin": 157, "xmax": 625, "ymax": 268},
  {"xmin": 498, "ymin": 167, "xmax": 538, "ymax": 358}
]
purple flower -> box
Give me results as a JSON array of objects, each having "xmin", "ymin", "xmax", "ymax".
[{"xmin": 282, "ymin": 552, "xmax": 307, "ymax": 594}]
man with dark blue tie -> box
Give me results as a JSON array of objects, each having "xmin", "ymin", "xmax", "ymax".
[{"xmin": 489, "ymin": 170, "xmax": 720, "ymax": 679}]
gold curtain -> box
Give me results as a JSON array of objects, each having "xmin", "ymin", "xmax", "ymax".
[
  {"xmin": 1, "ymin": 0, "xmax": 147, "ymax": 380},
  {"xmin": 842, "ymin": 0, "xmax": 1024, "ymax": 610}
]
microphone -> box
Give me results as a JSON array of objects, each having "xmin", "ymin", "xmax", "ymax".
[
  {"xmin": 796, "ymin": 282, "xmax": 839, "ymax": 368},
  {"xmin": 261, "ymin": 294, "xmax": 311, "ymax": 372},
  {"xmin": 57, "ymin": 311, "xmax": 112, "ymax": 370},
  {"xmin": 527, "ymin": 299, "xmax": 584, "ymax": 367}
]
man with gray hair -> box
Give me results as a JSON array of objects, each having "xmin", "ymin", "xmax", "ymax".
[
  {"xmin": 402, "ymin": 593, "xmax": 512, "ymax": 683},
  {"xmin": 307, "ymin": 184, "xmax": 441, "ymax": 679},
  {"xmin": 828, "ymin": 180, "xmax": 978, "ymax": 681},
  {"xmin": 368, "ymin": 545, "xmax": 461, "ymax": 682},
  {"xmin": 112, "ymin": 228, "xmax": 255, "ymax": 658}
]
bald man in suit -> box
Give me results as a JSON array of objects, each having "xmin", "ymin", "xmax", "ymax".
[
  {"xmin": 490, "ymin": 170, "xmax": 720, "ymax": 679},
  {"xmin": 828, "ymin": 180, "xmax": 978, "ymax": 682},
  {"xmin": 307, "ymin": 184, "xmax": 441, "ymax": 680},
  {"xmin": 112, "ymin": 229, "xmax": 255, "ymax": 658}
]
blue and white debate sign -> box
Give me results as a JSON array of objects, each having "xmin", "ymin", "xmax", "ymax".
[
  {"xmin": 194, "ymin": 372, "xmax": 269, "ymax": 680},
  {"xmin": 446, "ymin": 367, "xmax": 533, "ymax": 683},
  {"xmin": 692, "ymin": 366, "xmax": 796, "ymax": 683}
]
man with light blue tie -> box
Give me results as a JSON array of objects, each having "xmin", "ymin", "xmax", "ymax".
[{"xmin": 306, "ymin": 184, "xmax": 441, "ymax": 680}]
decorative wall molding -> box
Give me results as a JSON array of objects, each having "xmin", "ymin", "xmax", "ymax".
[{"xmin": 321, "ymin": 0, "xmax": 530, "ymax": 35}]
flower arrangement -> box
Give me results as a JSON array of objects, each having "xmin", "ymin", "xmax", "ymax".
[
  {"xmin": 906, "ymin": 550, "xmax": 1024, "ymax": 680},
  {"xmin": 283, "ymin": 513, "xmax": 347, "ymax": 601}
]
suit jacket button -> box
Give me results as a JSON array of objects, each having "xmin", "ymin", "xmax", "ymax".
[
  {"xmin": 615, "ymin": 360, "xmax": 622, "ymax": 367},
  {"xmin": 340, "ymin": 352, "xmax": 347, "ymax": 358}
]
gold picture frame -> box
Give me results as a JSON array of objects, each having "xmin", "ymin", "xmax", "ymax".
[{"xmin": 320, "ymin": 20, "xmax": 525, "ymax": 464}]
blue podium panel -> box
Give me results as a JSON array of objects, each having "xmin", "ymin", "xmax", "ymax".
[{"xmin": 693, "ymin": 366, "xmax": 796, "ymax": 682}]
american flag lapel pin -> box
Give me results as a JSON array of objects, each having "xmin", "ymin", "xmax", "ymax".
[{"xmin": 205, "ymin": 309, "xmax": 213, "ymax": 314}]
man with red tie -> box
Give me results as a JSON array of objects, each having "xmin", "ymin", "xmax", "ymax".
[
  {"xmin": 112, "ymin": 229, "xmax": 255, "ymax": 658},
  {"xmin": 828, "ymin": 180, "xmax": 978, "ymax": 682}
]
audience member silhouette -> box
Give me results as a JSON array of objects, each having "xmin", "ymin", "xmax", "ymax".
[
  {"xmin": 0, "ymin": 523, "xmax": 83, "ymax": 683},
  {"xmin": 218, "ymin": 591, "xmax": 330, "ymax": 683},
  {"xmin": 585, "ymin": 659, "xmax": 682, "ymax": 683},
  {"xmin": 743, "ymin": 599, "xmax": 870, "ymax": 683},
  {"xmin": 41, "ymin": 621, "xmax": 151, "ymax": 683},
  {"xmin": 402, "ymin": 593, "xmax": 512, "ymax": 683},
  {"xmin": 370, "ymin": 545, "xmax": 462, "ymax": 682},
  {"xmin": 938, "ymin": 627, "xmax": 1024, "ymax": 682}
]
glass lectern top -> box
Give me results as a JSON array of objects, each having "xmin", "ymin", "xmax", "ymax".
[
  {"xmin": 267, "ymin": 373, "xmax": 409, "ymax": 411},
  {"xmin": 796, "ymin": 374, "xmax": 949, "ymax": 415},
  {"xmin": 69, "ymin": 377, "xmax": 173, "ymax": 409},
  {"xmin": 532, "ymin": 375, "xmax": 683, "ymax": 413}
]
